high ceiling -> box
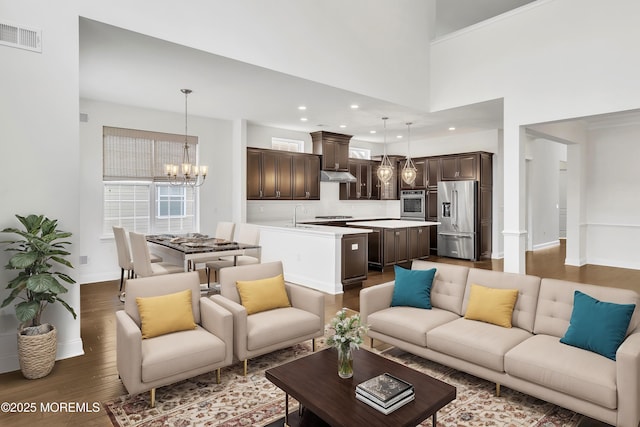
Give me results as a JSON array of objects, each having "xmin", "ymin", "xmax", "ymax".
[{"xmin": 79, "ymin": 4, "xmax": 535, "ymax": 143}]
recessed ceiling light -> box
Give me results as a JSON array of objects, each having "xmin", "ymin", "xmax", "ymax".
[
  {"xmin": 449, "ymin": 127, "xmax": 456, "ymax": 131},
  {"xmin": 396, "ymin": 135, "xmax": 403, "ymax": 139},
  {"xmin": 298, "ymin": 106, "xmax": 307, "ymax": 110},
  {"xmin": 300, "ymin": 117, "xmax": 308, "ymax": 122},
  {"xmin": 370, "ymin": 130, "xmax": 376, "ymax": 134},
  {"xmin": 350, "ymin": 104, "xmax": 359, "ymax": 109},
  {"xmin": 339, "ymin": 124, "xmax": 347, "ymax": 128}
]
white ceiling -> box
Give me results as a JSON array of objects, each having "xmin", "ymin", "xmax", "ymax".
[{"xmin": 79, "ymin": 18, "xmax": 503, "ymax": 144}]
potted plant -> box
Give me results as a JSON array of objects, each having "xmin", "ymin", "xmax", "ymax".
[{"xmin": 1, "ymin": 214, "xmax": 77, "ymax": 379}]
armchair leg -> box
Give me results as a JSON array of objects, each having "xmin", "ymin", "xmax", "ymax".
[
  {"xmin": 150, "ymin": 388, "xmax": 156, "ymax": 408},
  {"xmin": 243, "ymin": 359, "xmax": 248, "ymax": 377},
  {"xmin": 312, "ymin": 338, "xmax": 316, "ymax": 352},
  {"xmin": 496, "ymin": 383, "xmax": 501, "ymax": 397},
  {"xmin": 216, "ymin": 368, "xmax": 221, "ymax": 384},
  {"xmin": 370, "ymin": 337, "xmax": 374, "ymax": 349}
]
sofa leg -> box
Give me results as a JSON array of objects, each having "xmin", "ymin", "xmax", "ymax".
[
  {"xmin": 150, "ymin": 388, "xmax": 156, "ymax": 408},
  {"xmin": 216, "ymin": 368, "xmax": 221, "ymax": 384},
  {"xmin": 495, "ymin": 383, "xmax": 501, "ymax": 397},
  {"xmin": 243, "ymin": 359, "xmax": 248, "ymax": 377}
]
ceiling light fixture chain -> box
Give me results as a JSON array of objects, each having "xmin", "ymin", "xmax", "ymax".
[
  {"xmin": 376, "ymin": 117, "xmax": 394, "ymax": 184},
  {"xmin": 165, "ymin": 89, "xmax": 207, "ymax": 187},
  {"xmin": 401, "ymin": 122, "xmax": 417, "ymax": 185}
]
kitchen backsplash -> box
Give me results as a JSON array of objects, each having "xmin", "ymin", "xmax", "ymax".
[{"xmin": 246, "ymin": 182, "xmax": 400, "ymax": 223}]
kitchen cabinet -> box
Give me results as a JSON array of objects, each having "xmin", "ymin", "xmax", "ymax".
[
  {"xmin": 311, "ymin": 131, "xmax": 350, "ymax": 172},
  {"xmin": 408, "ymin": 226, "xmax": 431, "ymax": 260},
  {"xmin": 293, "ymin": 154, "xmax": 320, "ymax": 200},
  {"xmin": 383, "ymin": 228, "xmax": 409, "ymax": 267},
  {"xmin": 247, "ymin": 148, "xmax": 320, "ymax": 200},
  {"xmin": 341, "ymin": 233, "xmax": 368, "ymax": 287},
  {"xmin": 372, "ymin": 156, "xmax": 401, "ymax": 200},
  {"xmin": 399, "ymin": 157, "xmax": 427, "ymax": 190},
  {"xmin": 339, "ymin": 159, "xmax": 375, "ymax": 200},
  {"xmin": 440, "ymin": 154, "xmax": 477, "ymax": 180}
]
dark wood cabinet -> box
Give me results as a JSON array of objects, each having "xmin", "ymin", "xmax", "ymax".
[
  {"xmin": 372, "ymin": 156, "xmax": 401, "ymax": 200},
  {"xmin": 247, "ymin": 148, "xmax": 320, "ymax": 200},
  {"xmin": 340, "ymin": 159, "xmax": 375, "ymax": 200},
  {"xmin": 399, "ymin": 157, "xmax": 427, "ymax": 190},
  {"xmin": 341, "ymin": 233, "xmax": 368, "ymax": 287},
  {"xmin": 408, "ymin": 226, "xmax": 431, "ymax": 260},
  {"xmin": 293, "ymin": 154, "xmax": 320, "ymax": 200},
  {"xmin": 383, "ymin": 228, "xmax": 408, "ymax": 267},
  {"xmin": 440, "ymin": 154, "xmax": 478, "ymax": 181},
  {"xmin": 311, "ymin": 131, "xmax": 350, "ymax": 172}
]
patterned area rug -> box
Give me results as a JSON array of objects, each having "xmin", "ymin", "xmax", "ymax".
[{"xmin": 103, "ymin": 342, "xmax": 585, "ymax": 427}]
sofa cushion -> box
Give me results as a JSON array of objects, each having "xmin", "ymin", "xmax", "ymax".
[
  {"xmin": 560, "ymin": 290, "xmax": 635, "ymax": 360},
  {"xmin": 367, "ymin": 306, "xmax": 460, "ymax": 347},
  {"xmin": 505, "ymin": 334, "xmax": 617, "ymax": 409},
  {"xmin": 136, "ymin": 289, "xmax": 196, "ymax": 339},
  {"xmin": 412, "ymin": 260, "xmax": 469, "ymax": 315},
  {"xmin": 141, "ymin": 325, "xmax": 226, "ymax": 383},
  {"xmin": 463, "ymin": 269, "xmax": 541, "ymax": 332},
  {"xmin": 534, "ymin": 279, "xmax": 640, "ymax": 339},
  {"xmin": 391, "ymin": 265, "xmax": 436, "ymax": 309},
  {"xmin": 464, "ymin": 284, "xmax": 519, "ymax": 328},
  {"xmin": 236, "ymin": 274, "xmax": 291, "ymax": 315},
  {"xmin": 247, "ymin": 307, "xmax": 321, "ymax": 351},
  {"xmin": 427, "ymin": 318, "xmax": 532, "ymax": 372}
]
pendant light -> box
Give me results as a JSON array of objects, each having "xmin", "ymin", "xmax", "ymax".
[
  {"xmin": 376, "ymin": 117, "xmax": 394, "ymax": 184},
  {"xmin": 165, "ymin": 89, "xmax": 207, "ymax": 187},
  {"xmin": 401, "ymin": 122, "xmax": 417, "ymax": 185}
]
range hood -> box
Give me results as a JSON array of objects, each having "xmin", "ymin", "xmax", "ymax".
[{"xmin": 320, "ymin": 170, "xmax": 357, "ymax": 183}]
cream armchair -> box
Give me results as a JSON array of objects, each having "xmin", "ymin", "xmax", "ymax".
[
  {"xmin": 210, "ymin": 261, "xmax": 324, "ymax": 376},
  {"xmin": 116, "ymin": 271, "xmax": 233, "ymax": 407}
]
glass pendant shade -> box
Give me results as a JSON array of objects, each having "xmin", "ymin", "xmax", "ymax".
[
  {"xmin": 401, "ymin": 122, "xmax": 417, "ymax": 185},
  {"xmin": 376, "ymin": 117, "xmax": 394, "ymax": 184}
]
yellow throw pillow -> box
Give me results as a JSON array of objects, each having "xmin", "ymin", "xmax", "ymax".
[
  {"xmin": 236, "ymin": 274, "xmax": 291, "ymax": 315},
  {"xmin": 464, "ymin": 284, "xmax": 519, "ymax": 328},
  {"xmin": 136, "ymin": 289, "xmax": 196, "ymax": 339}
]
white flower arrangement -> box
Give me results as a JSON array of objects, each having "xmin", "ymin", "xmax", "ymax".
[{"xmin": 326, "ymin": 308, "xmax": 368, "ymax": 351}]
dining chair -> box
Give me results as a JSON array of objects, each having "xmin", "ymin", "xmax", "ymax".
[
  {"xmin": 191, "ymin": 221, "xmax": 236, "ymax": 274},
  {"xmin": 113, "ymin": 226, "xmax": 162, "ymax": 292},
  {"xmin": 205, "ymin": 223, "xmax": 261, "ymax": 286},
  {"xmin": 129, "ymin": 231, "xmax": 184, "ymax": 277}
]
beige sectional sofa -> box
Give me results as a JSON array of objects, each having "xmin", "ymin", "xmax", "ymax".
[{"xmin": 360, "ymin": 260, "xmax": 640, "ymax": 427}]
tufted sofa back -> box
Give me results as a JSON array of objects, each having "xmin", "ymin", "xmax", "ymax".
[
  {"xmin": 411, "ymin": 260, "xmax": 469, "ymax": 315},
  {"xmin": 534, "ymin": 279, "xmax": 640, "ymax": 338},
  {"xmin": 463, "ymin": 268, "xmax": 541, "ymax": 332}
]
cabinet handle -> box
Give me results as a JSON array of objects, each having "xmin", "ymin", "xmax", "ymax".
[
  {"xmin": 259, "ymin": 189, "xmax": 263, "ymax": 198},
  {"xmin": 335, "ymin": 162, "xmax": 339, "ymax": 170}
]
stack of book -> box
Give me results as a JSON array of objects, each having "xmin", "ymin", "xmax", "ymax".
[{"xmin": 355, "ymin": 372, "xmax": 415, "ymax": 415}]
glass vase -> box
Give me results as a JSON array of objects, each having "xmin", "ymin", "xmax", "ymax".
[{"xmin": 337, "ymin": 345, "xmax": 353, "ymax": 379}]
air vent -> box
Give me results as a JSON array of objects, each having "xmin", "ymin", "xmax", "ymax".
[{"xmin": 0, "ymin": 21, "xmax": 42, "ymax": 53}]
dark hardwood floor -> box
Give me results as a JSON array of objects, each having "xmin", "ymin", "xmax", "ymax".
[{"xmin": 1, "ymin": 240, "xmax": 638, "ymax": 426}]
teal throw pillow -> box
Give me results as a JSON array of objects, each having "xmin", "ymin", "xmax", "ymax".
[
  {"xmin": 560, "ymin": 290, "xmax": 635, "ymax": 361},
  {"xmin": 391, "ymin": 265, "xmax": 436, "ymax": 309}
]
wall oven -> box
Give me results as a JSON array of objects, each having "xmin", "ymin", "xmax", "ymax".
[{"xmin": 400, "ymin": 189, "xmax": 426, "ymax": 220}]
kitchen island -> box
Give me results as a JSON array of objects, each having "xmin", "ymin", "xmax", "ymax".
[
  {"xmin": 255, "ymin": 222, "xmax": 372, "ymax": 294},
  {"xmin": 346, "ymin": 220, "xmax": 440, "ymax": 271}
]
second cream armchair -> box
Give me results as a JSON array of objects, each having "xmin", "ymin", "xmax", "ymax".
[{"xmin": 210, "ymin": 261, "xmax": 325, "ymax": 376}]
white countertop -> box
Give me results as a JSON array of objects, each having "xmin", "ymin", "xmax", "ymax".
[
  {"xmin": 252, "ymin": 221, "xmax": 372, "ymax": 236},
  {"xmin": 346, "ymin": 219, "xmax": 440, "ymax": 229}
]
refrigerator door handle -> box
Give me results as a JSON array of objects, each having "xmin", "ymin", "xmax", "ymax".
[
  {"xmin": 452, "ymin": 188, "xmax": 458, "ymax": 228},
  {"xmin": 438, "ymin": 232, "xmax": 473, "ymax": 238}
]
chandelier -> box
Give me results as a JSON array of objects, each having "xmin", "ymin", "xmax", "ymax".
[
  {"xmin": 376, "ymin": 117, "xmax": 394, "ymax": 184},
  {"xmin": 401, "ymin": 122, "xmax": 417, "ymax": 185},
  {"xmin": 165, "ymin": 89, "xmax": 207, "ymax": 187}
]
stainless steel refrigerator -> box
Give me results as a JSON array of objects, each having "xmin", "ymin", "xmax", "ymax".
[{"xmin": 437, "ymin": 180, "xmax": 477, "ymax": 260}]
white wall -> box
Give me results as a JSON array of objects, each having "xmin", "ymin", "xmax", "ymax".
[
  {"xmin": 585, "ymin": 123, "xmax": 640, "ymax": 269},
  {"xmin": 0, "ymin": 2, "xmax": 83, "ymax": 373},
  {"xmin": 79, "ymin": 98, "xmax": 234, "ymax": 284}
]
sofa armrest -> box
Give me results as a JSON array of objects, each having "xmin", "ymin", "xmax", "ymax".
[
  {"xmin": 200, "ymin": 297, "xmax": 234, "ymax": 364},
  {"xmin": 616, "ymin": 332, "xmax": 640, "ymax": 427},
  {"xmin": 115, "ymin": 310, "xmax": 143, "ymax": 394},
  {"xmin": 360, "ymin": 281, "xmax": 395, "ymax": 324},
  {"xmin": 210, "ymin": 294, "xmax": 248, "ymax": 361},
  {"xmin": 286, "ymin": 282, "xmax": 325, "ymax": 325}
]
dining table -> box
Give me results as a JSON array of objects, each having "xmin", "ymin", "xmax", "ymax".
[{"xmin": 145, "ymin": 234, "xmax": 261, "ymax": 272}]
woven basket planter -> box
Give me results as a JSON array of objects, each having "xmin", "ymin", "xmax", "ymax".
[{"xmin": 17, "ymin": 324, "xmax": 57, "ymax": 379}]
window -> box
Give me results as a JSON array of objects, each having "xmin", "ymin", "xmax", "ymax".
[
  {"xmin": 271, "ymin": 137, "xmax": 303, "ymax": 153},
  {"xmin": 103, "ymin": 127, "xmax": 198, "ymax": 235},
  {"xmin": 349, "ymin": 147, "xmax": 371, "ymax": 160}
]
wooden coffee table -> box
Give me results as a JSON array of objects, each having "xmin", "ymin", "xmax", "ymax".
[{"xmin": 265, "ymin": 347, "xmax": 456, "ymax": 427}]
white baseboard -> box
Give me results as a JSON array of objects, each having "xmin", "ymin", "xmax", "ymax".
[{"xmin": 0, "ymin": 332, "xmax": 84, "ymax": 375}]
